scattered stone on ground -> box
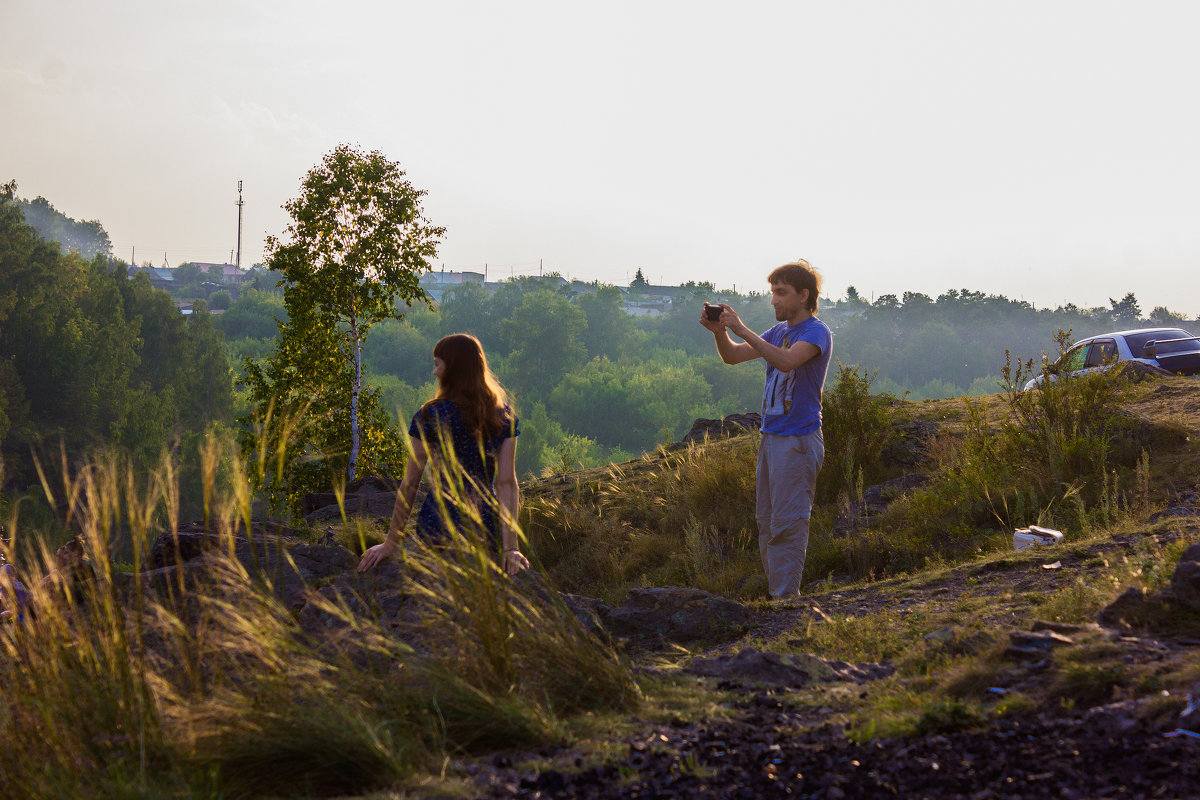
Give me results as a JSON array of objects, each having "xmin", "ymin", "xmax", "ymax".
[
  {"xmin": 683, "ymin": 647, "xmax": 894, "ymax": 688},
  {"xmin": 1004, "ymin": 629, "xmax": 1074, "ymax": 660},
  {"xmin": 475, "ymin": 706, "xmax": 1200, "ymax": 799},
  {"xmin": 1149, "ymin": 489, "xmax": 1200, "ymax": 523}
]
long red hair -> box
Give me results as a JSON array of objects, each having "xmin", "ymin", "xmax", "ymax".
[{"xmin": 427, "ymin": 333, "xmax": 510, "ymax": 438}]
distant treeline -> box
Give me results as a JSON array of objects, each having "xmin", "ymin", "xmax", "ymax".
[
  {"xmin": 216, "ymin": 277, "xmax": 1194, "ymax": 477},
  {"xmin": 5, "ymin": 182, "xmax": 1194, "ymax": 487},
  {"xmin": 0, "ymin": 183, "xmax": 231, "ymax": 506}
]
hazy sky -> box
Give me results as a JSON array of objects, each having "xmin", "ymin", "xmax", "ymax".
[{"xmin": 4, "ymin": 1, "xmax": 1199, "ymax": 316}]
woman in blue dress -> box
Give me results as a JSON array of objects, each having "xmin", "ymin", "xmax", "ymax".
[{"xmin": 357, "ymin": 334, "xmax": 529, "ymax": 576}]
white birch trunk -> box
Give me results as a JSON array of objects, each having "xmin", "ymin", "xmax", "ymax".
[{"xmin": 349, "ymin": 311, "xmax": 361, "ymax": 481}]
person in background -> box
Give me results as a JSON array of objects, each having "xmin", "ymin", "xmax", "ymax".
[
  {"xmin": 700, "ymin": 260, "xmax": 832, "ymax": 597},
  {"xmin": 358, "ymin": 333, "xmax": 529, "ymax": 576},
  {"xmin": 0, "ymin": 562, "xmax": 30, "ymax": 622},
  {"xmin": 40, "ymin": 535, "xmax": 95, "ymax": 601}
]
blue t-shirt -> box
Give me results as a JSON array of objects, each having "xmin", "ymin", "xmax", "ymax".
[
  {"xmin": 760, "ymin": 316, "xmax": 832, "ymax": 436},
  {"xmin": 408, "ymin": 399, "xmax": 519, "ymax": 544}
]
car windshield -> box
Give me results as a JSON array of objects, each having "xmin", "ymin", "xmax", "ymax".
[{"xmin": 1124, "ymin": 329, "xmax": 1194, "ymax": 354}]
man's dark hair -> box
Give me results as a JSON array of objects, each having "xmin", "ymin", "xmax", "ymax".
[{"xmin": 768, "ymin": 259, "xmax": 821, "ymax": 314}]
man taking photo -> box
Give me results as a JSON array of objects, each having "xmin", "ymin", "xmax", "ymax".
[{"xmin": 700, "ymin": 260, "xmax": 832, "ymax": 597}]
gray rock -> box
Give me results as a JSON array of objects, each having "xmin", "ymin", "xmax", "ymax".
[
  {"xmin": 1031, "ymin": 620, "xmax": 1099, "ymax": 635},
  {"xmin": 1098, "ymin": 587, "xmax": 1156, "ymax": 629},
  {"xmin": 1009, "ymin": 630, "xmax": 1074, "ymax": 650},
  {"xmin": 881, "ymin": 420, "xmax": 939, "ymax": 467},
  {"xmin": 835, "ymin": 474, "xmax": 929, "ymax": 536},
  {"xmin": 681, "ymin": 413, "xmax": 761, "ymax": 446},
  {"xmin": 144, "ymin": 525, "xmax": 354, "ymax": 614},
  {"xmin": 1149, "ymin": 505, "xmax": 1200, "ymax": 523},
  {"xmin": 684, "ymin": 647, "xmax": 894, "ymax": 687},
  {"xmin": 1172, "ymin": 556, "xmax": 1200, "ymax": 612},
  {"xmin": 924, "ymin": 627, "xmax": 957, "ymax": 645},
  {"xmin": 561, "ymin": 587, "xmax": 754, "ymax": 645},
  {"xmin": 603, "ymin": 587, "xmax": 754, "ymax": 643}
]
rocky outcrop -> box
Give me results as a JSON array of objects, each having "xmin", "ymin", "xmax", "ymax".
[
  {"xmin": 561, "ymin": 587, "xmax": 754, "ymax": 645},
  {"xmin": 881, "ymin": 420, "xmax": 939, "ymax": 467},
  {"xmin": 1150, "ymin": 491, "xmax": 1200, "ymax": 523},
  {"xmin": 684, "ymin": 647, "xmax": 894, "ymax": 687},
  {"xmin": 834, "ymin": 474, "xmax": 929, "ymax": 536},
  {"xmin": 1097, "ymin": 587, "xmax": 1157, "ymax": 629},
  {"xmin": 681, "ymin": 413, "xmax": 762, "ymax": 446},
  {"xmin": 1116, "ymin": 360, "xmax": 1175, "ymax": 381},
  {"xmin": 301, "ymin": 476, "xmax": 404, "ymax": 522},
  {"xmin": 1171, "ymin": 543, "xmax": 1200, "ymax": 612},
  {"xmin": 142, "ymin": 525, "xmax": 354, "ymax": 613},
  {"xmin": 1094, "ymin": 544, "xmax": 1200, "ymax": 629}
]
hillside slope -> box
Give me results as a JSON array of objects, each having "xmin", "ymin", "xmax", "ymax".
[{"xmin": 458, "ymin": 376, "xmax": 1200, "ymax": 798}]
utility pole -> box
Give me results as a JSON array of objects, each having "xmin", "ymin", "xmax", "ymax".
[{"xmin": 235, "ymin": 180, "xmax": 244, "ymax": 267}]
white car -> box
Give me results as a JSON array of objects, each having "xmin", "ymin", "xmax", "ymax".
[{"xmin": 1023, "ymin": 327, "xmax": 1200, "ymax": 391}]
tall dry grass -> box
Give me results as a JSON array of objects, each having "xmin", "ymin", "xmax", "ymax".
[
  {"xmin": 524, "ymin": 352, "xmax": 1160, "ymax": 599},
  {"xmin": 0, "ymin": 430, "xmax": 638, "ymax": 799},
  {"xmin": 521, "ymin": 436, "xmax": 763, "ymax": 603}
]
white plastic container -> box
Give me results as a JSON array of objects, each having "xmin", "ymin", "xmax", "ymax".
[{"xmin": 1013, "ymin": 526, "xmax": 1064, "ymax": 550}]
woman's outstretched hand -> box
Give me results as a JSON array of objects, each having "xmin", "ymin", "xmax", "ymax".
[
  {"xmin": 504, "ymin": 548, "xmax": 530, "ymax": 576},
  {"xmin": 358, "ymin": 539, "xmax": 398, "ymax": 572}
]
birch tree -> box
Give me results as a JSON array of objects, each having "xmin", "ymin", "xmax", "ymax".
[{"xmin": 255, "ymin": 145, "xmax": 444, "ymax": 482}]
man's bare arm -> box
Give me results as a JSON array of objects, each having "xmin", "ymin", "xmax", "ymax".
[
  {"xmin": 735, "ymin": 327, "xmax": 821, "ymax": 372},
  {"xmin": 717, "ymin": 307, "xmax": 821, "ymax": 372},
  {"xmin": 700, "ymin": 305, "xmax": 759, "ymax": 364}
]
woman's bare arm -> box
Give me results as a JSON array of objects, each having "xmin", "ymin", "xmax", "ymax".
[
  {"xmin": 494, "ymin": 437, "xmax": 528, "ymax": 575},
  {"xmin": 357, "ymin": 437, "xmax": 428, "ymax": 572}
]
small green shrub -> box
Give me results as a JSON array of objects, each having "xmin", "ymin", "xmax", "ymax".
[
  {"xmin": 818, "ymin": 362, "xmax": 904, "ymax": 505},
  {"xmin": 1047, "ymin": 663, "xmax": 1129, "ymax": 709}
]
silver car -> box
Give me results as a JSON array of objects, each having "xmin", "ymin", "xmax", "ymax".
[{"xmin": 1023, "ymin": 327, "xmax": 1200, "ymax": 390}]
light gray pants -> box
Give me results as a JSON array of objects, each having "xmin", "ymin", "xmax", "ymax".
[{"xmin": 756, "ymin": 430, "xmax": 824, "ymax": 597}]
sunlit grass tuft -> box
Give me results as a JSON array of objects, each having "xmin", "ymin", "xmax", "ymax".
[{"xmin": 0, "ymin": 426, "xmax": 638, "ymax": 797}]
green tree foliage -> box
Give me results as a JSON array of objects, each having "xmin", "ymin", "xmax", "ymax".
[
  {"xmin": 363, "ymin": 318, "xmax": 435, "ymax": 387},
  {"xmin": 548, "ymin": 356, "xmax": 714, "ymax": 450},
  {"xmin": 501, "ymin": 289, "xmax": 587, "ymax": 397},
  {"xmin": 438, "ymin": 281, "xmax": 495, "ymax": 348},
  {"xmin": 14, "ymin": 194, "xmax": 112, "ymax": 260},
  {"xmin": 0, "ymin": 181, "xmax": 232, "ymax": 488},
  {"xmin": 1148, "ymin": 305, "xmax": 1186, "ymax": 326},
  {"xmin": 244, "ymin": 145, "xmax": 444, "ymax": 496},
  {"xmin": 829, "ymin": 288, "xmax": 1175, "ymax": 398},
  {"xmin": 217, "ymin": 237, "xmax": 1197, "ymax": 479},
  {"xmin": 213, "ymin": 289, "xmax": 285, "ymax": 340},
  {"xmin": 174, "ymin": 262, "xmax": 203, "ymax": 288},
  {"xmin": 578, "ymin": 285, "xmax": 632, "ymax": 360},
  {"xmin": 1108, "ymin": 292, "xmax": 1141, "ymax": 328}
]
